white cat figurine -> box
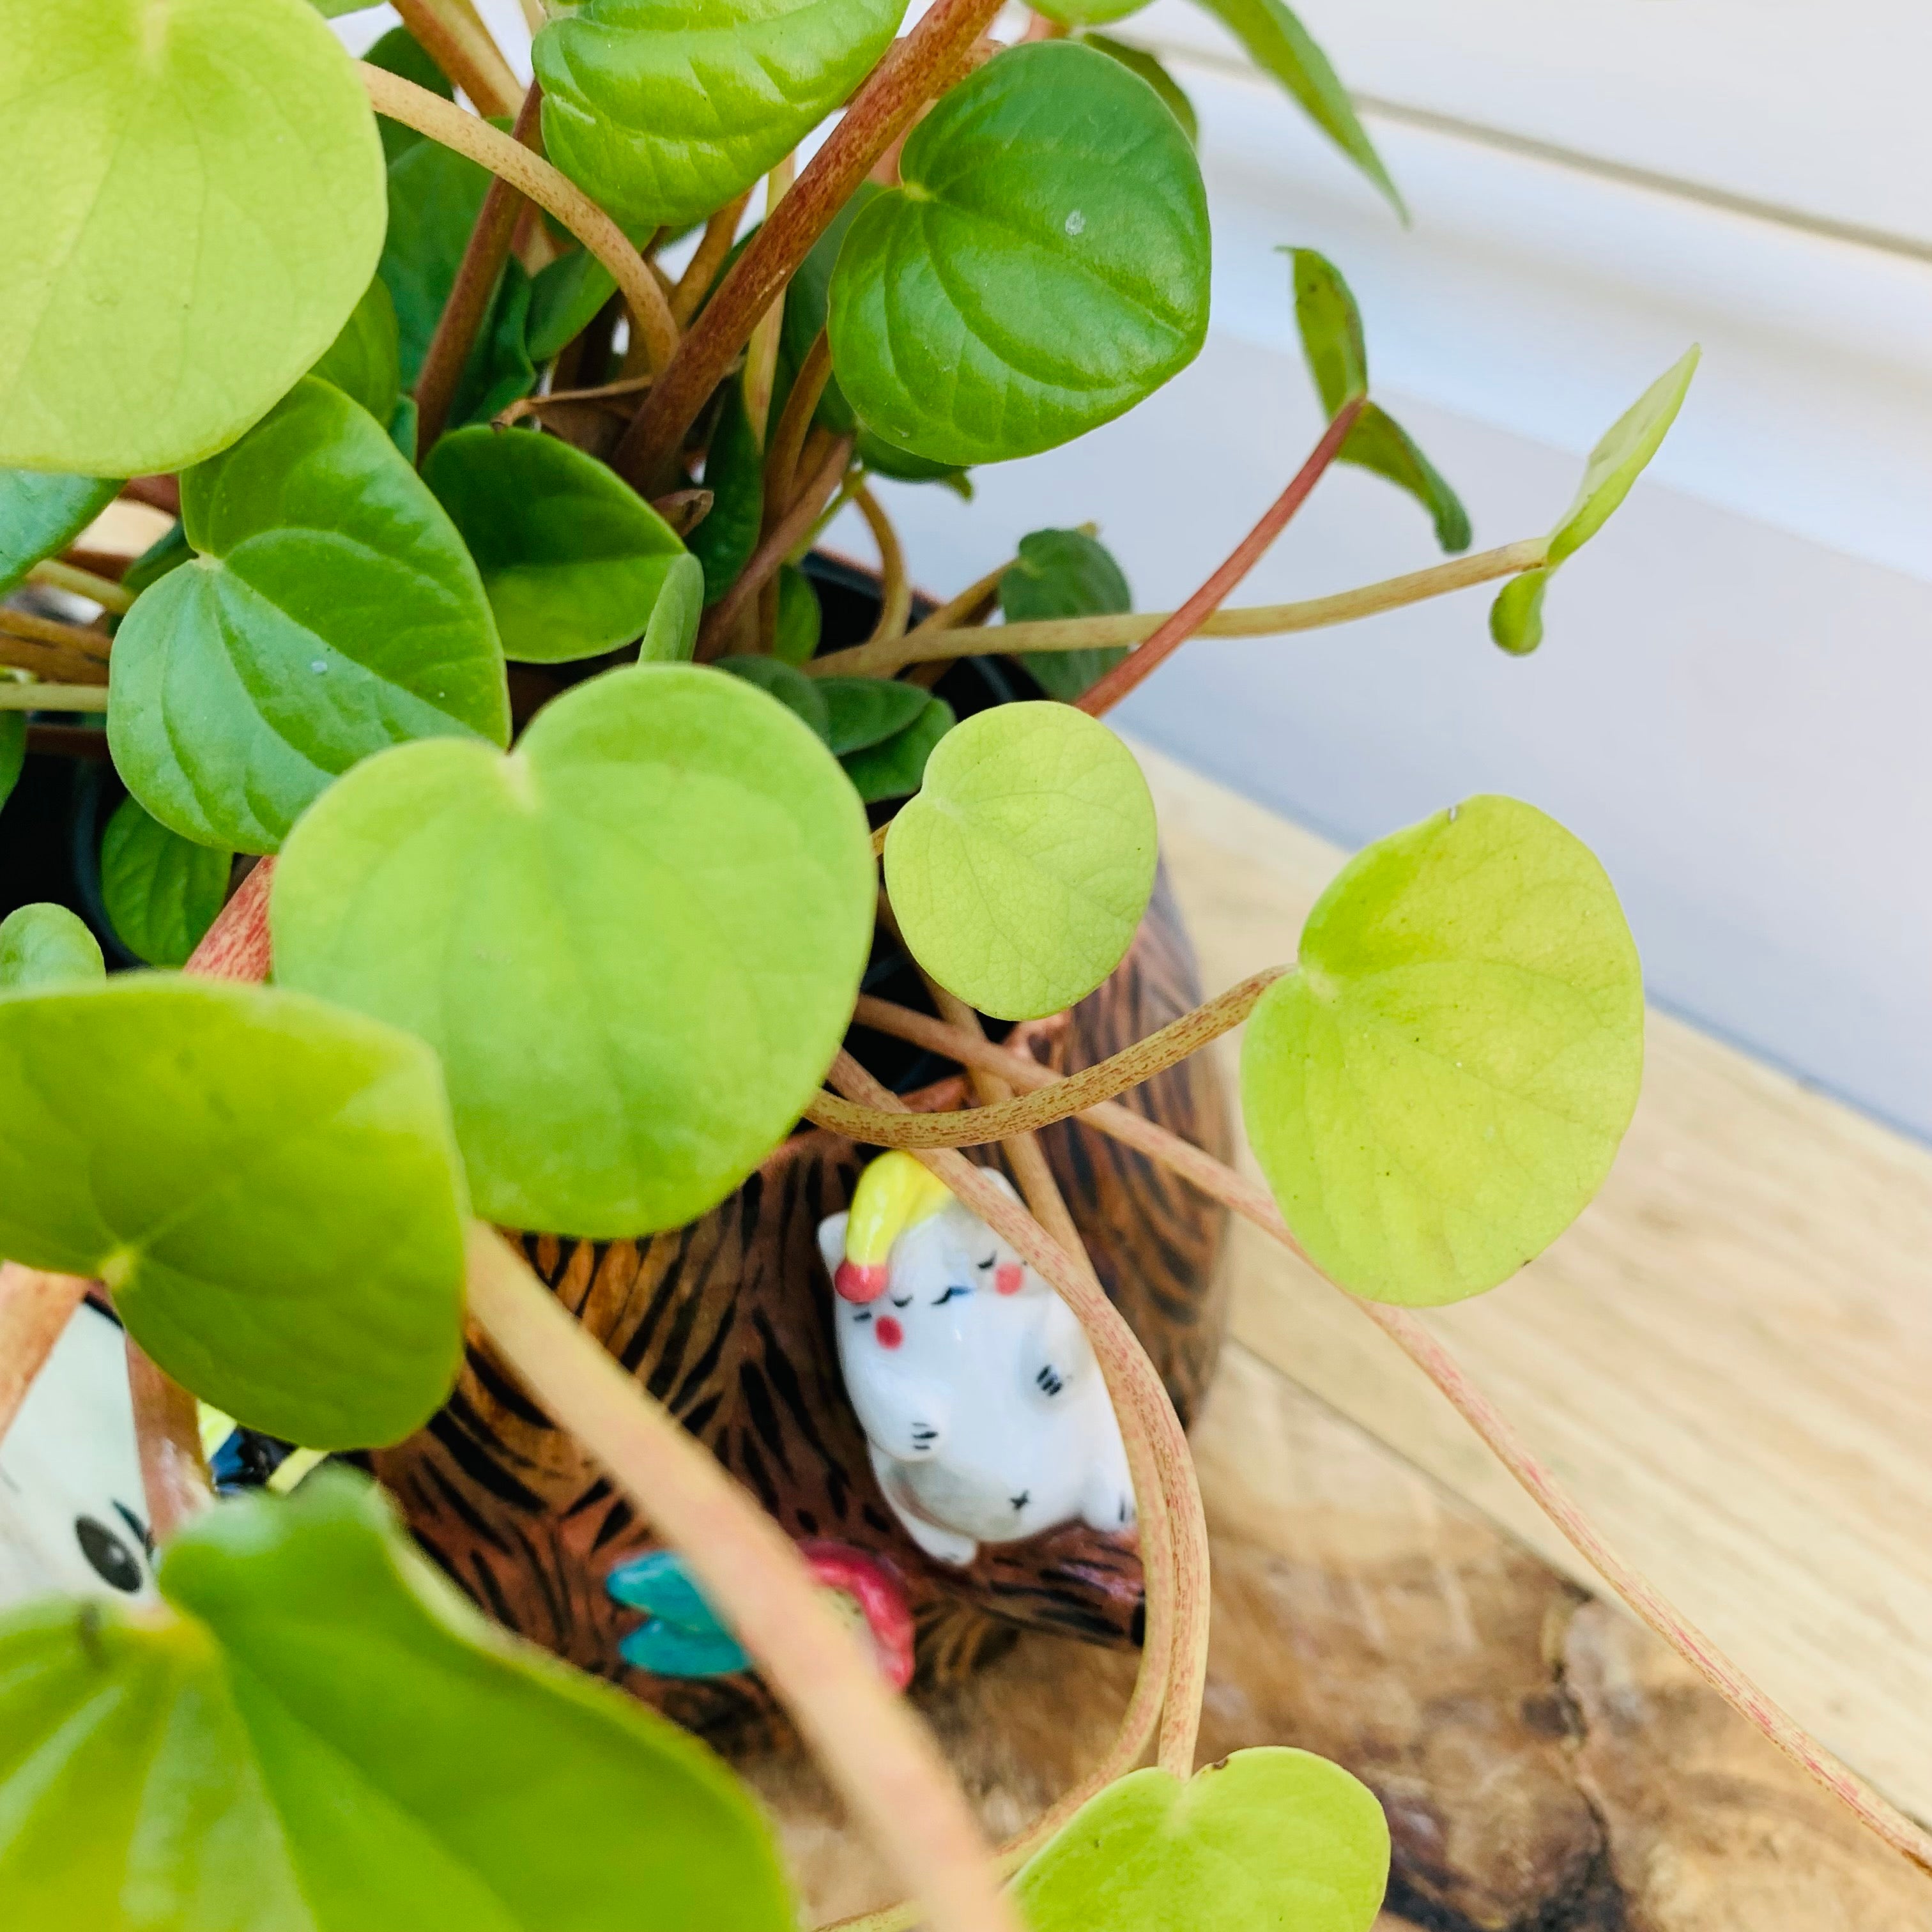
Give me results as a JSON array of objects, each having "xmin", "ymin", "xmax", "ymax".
[{"xmin": 817, "ymin": 1151, "xmax": 1136, "ymax": 1567}]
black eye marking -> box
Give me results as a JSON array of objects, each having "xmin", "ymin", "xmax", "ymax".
[
  {"xmin": 891, "ymin": 1294, "xmax": 913, "ymax": 1308},
  {"xmin": 113, "ymin": 1501, "xmax": 152, "ymax": 1556},
  {"xmin": 74, "ymin": 1516, "xmax": 143, "ymax": 1594},
  {"xmin": 976, "ymin": 1254, "xmax": 997, "ymax": 1271},
  {"xmin": 932, "ymin": 1284, "xmax": 969, "ymax": 1305},
  {"xmin": 852, "ymin": 1309, "xmax": 873, "ymax": 1322}
]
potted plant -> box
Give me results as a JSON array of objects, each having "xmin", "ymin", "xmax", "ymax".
[{"xmin": 1, "ymin": 0, "xmax": 1925, "ymax": 1926}]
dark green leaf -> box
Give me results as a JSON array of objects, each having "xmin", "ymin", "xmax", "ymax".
[
  {"xmin": 687, "ymin": 378, "xmax": 765, "ymax": 606},
  {"xmin": 99, "ymin": 795, "xmax": 233, "ymax": 969},
  {"xmin": 855, "ymin": 430, "xmax": 973, "ymax": 494},
  {"xmin": 1000, "ymin": 526, "xmax": 1131, "ymax": 700},
  {"xmin": 1081, "ymin": 34, "xmax": 1198, "ymax": 143},
  {"xmin": 777, "ymin": 185, "xmax": 880, "ymax": 439},
  {"xmin": 310, "ymin": 275, "xmax": 402, "ymax": 425},
  {"xmin": 388, "ymin": 392, "xmax": 421, "ymax": 461},
  {"xmin": 772, "ymin": 563, "xmax": 822, "ymax": 666},
  {"xmin": 1342, "ymin": 402, "xmax": 1471, "ymax": 551},
  {"xmin": 109, "ymin": 377, "xmax": 509, "ymax": 855},
  {"xmin": 0, "ymin": 472, "xmax": 121, "ymax": 596},
  {"xmin": 0, "ymin": 1472, "xmax": 795, "ymax": 1931},
  {"xmin": 0, "ymin": 714, "xmax": 20, "ymax": 813},
  {"xmin": 818, "ymin": 677, "xmax": 928, "ymax": 755},
  {"xmin": 840, "ymin": 694, "xmax": 954, "ymax": 803},
  {"xmin": 1189, "ymin": 0, "xmax": 1403, "ymax": 218},
  {"xmin": 0, "ymin": 904, "xmax": 103, "ymax": 991},
  {"xmin": 717, "ymin": 655, "xmax": 832, "ymax": 741},
  {"xmin": 425, "ymin": 426, "xmax": 692, "ymax": 663},
  {"xmin": 364, "ymin": 24, "xmax": 454, "ymax": 167},
  {"xmin": 528, "ymin": 249, "xmax": 620, "ymax": 364},
  {"xmin": 0, "ymin": 977, "xmax": 468, "ymax": 1445},
  {"xmin": 121, "ymin": 519, "xmax": 190, "ymax": 597},
  {"xmin": 829, "ymin": 43, "xmax": 1210, "ymax": 466}
]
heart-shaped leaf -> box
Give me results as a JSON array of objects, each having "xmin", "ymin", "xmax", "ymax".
[
  {"xmin": 425, "ymin": 427, "xmax": 693, "ymax": 664},
  {"xmin": 109, "ymin": 376, "xmax": 509, "ymax": 855},
  {"xmin": 840, "ymin": 693, "xmax": 954, "ymax": 804},
  {"xmin": 310, "ymin": 275, "xmax": 402, "ymax": 426},
  {"xmin": 1289, "ymin": 250, "xmax": 1469, "ymax": 552},
  {"xmin": 1081, "ymin": 35, "xmax": 1199, "ymax": 144},
  {"xmin": 820, "ymin": 677, "xmax": 929, "ymax": 755},
  {"xmin": 272, "ymin": 663, "xmax": 875, "ymax": 1237},
  {"xmin": 1242, "ymin": 795, "xmax": 1643, "ymax": 1307},
  {"xmin": 0, "ymin": 0, "xmax": 385, "ymax": 475},
  {"xmin": 1000, "ymin": 526, "xmax": 1131, "ymax": 701},
  {"xmin": 535, "ymin": 0, "xmax": 908, "ymax": 231},
  {"xmin": 1492, "ymin": 347, "xmax": 1699, "ymax": 654},
  {"xmin": 528, "ymin": 249, "xmax": 620, "ymax": 364},
  {"xmin": 100, "ymin": 796, "xmax": 234, "ymax": 969},
  {"xmin": 688, "ymin": 376, "xmax": 765, "ymax": 606},
  {"xmin": 0, "ymin": 1472, "xmax": 794, "ymax": 1931},
  {"xmin": 773, "ymin": 564, "xmax": 823, "ymax": 666},
  {"xmin": 0, "ymin": 976, "xmax": 468, "ymax": 1445},
  {"xmin": 0, "ymin": 471, "xmax": 121, "ymax": 596},
  {"xmin": 1032, "ymin": 0, "xmax": 1154, "ymax": 26},
  {"xmin": 829, "ymin": 42, "xmax": 1210, "ymax": 466},
  {"xmin": 0, "ymin": 905, "xmax": 104, "ymax": 992},
  {"xmin": 718, "ymin": 656, "xmax": 832, "ymax": 741},
  {"xmin": 1015, "ymin": 1748, "xmax": 1390, "ymax": 1932},
  {"xmin": 641, "ymin": 553, "xmax": 707, "ymax": 663},
  {"xmin": 884, "ymin": 701, "xmax": 1156, "ymax": 1020}
]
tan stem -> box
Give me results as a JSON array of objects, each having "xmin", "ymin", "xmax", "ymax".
[
  {"xmin": 763, "ymin": 330, "xmax": 832, "ymax": 528},
  {"xmin": 360, "ymin": 66, "xmax": 678, "ymax": 373},
  {"xmin": 0, "ymin": 684, "xmax": 108, "ymax": 712},
  {"xmin": 125, "ymin": 1338, "xmax": 214, "ymax": 1543},
  {"xmin": 463, "ymin": 1224, "xmax": 1022, "ymax": 1932},
  {"xmin": 27, "ymin": 560, "xmax": 134, "ymax": 614},
  {"xmin": 852, "ymin": 485, "xmax": 913, "ymax": 646},
  {"xmin": 394, "ymin": 0, "xmax": 520, "ymax": 116},
  {"xmin": 742, "ymin": 155, "xmax": 798, "ymax": 446},
  {"xmin": 847, "ymin": 995, "xmax": 1932, "ymax": 1882},
  {"xmin": 0, "ymin": 607, "xmax": 111, "ymax": 684},
  {"xmin": 0, "ymin": 1266, "xmax": 91, "ymax": 1450},
  {"xmin": 670, "ymin": 191, "xmax": 755, "ymax": 328}
]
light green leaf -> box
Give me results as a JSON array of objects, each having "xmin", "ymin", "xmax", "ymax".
[
  {"xmin": 819, "ymin": 677, "xmax": 928, "ymax": 755},
  {"xmin": 687, "ymin": 378, "xmax": 765, "ymax": 606},
  {"xmin": 365, "ymin": 24, "xmax": 454, "ymax": 167},
  {"xmin": 0, "ymin": 0, "xmax": 385, "ymax": 475},
  {"xmin": 829, "ymin": 42, "xmax": 1210, "ymax": 467},
  {"xmin": 1491, "ymin": 347, "xmax": 1699, "ymax": 654},
  {"xmin": 0, "ymin": 714, "xmax": 21, "ymax": 813},
  {"xmin": 108, "ymin": 377, "xmax": 509, "ymax": 855},
  {"xmin": 100, "ymin": 796, "xmax": 233, "ymax": 970},
  {"xmin": 310, "ymin": 275, "xmax": 402, "ymax": 425},
  {"xmin": 641, "ymin": 553, "xmax": 706, "ymax": 663},
  {"xmin": 425, "ymin": 427, "xmax": 692, "ymax": 663},
  {"xmin": 1190, "ymin": 0, "xmax": 1402, "ymax": 218},
  {"xmin": 1000, "ymin": 526, "xmax": 1132, "ymax": 702},
  {"xmin": 0, "ymin": 472, "xmax": 121, "ymax": 597},
  {"xmin": 1033, "ymin": 0, "xmax": 1153, "ymax": 25},
  {"xmin": 1080, "ymin": 34, "xmax": 1199, "ymax": 144},
  {"xmin": 1241, "ymin": 795, "xmax": 1644, "ymax": 1306},
  {"xmin": 884, "ymin": 701, "xmax": 1156, "ymax": 1020},
  {"xmin": 840, "ymin": 694, "xmax": 954, "ymax": 803},
  {"xmin": 0, "ymin": 1472, "xmax": 795, "ymax": 1932},
  {"xmin": 1015, "ymin": 1749, "xmax": 1388, "ymax": 1932},
  {"xmin": 717, "ymin": 656, "xmax": 832, "ymax": 742},
  {"xmin": 528, "ymin": 249, "xmax": 620, "ymax": 364},
  {"xmin": 272, "ymin": 664, "xmax": 876, "ymax": 1237},
  {"xmin": 0, "ymin": 976, "xmax": 468, "ymax": 1445},
  {"xmin": 0, "ymin": 905, "xmax": 104, "ymax": 992},
  {"xmin": 535, "ymin": 0, "xmax": 908, "ymax": 231},
  {"xmin": 1289, "ymin": 250, "xmax": 1469, "ymax": 552},
  {"xmin": 772, "ymin": 563, "xmax": 823, "ymax": 666}
]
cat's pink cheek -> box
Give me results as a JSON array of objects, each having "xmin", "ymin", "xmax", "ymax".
[
  {"xmin": 875, "ymin": 1317, "xmax": 904, "ymax": 1349},
  {"xmin": 995, "ymin": 1264, "xmax": 1023, "ymax": 1296}
]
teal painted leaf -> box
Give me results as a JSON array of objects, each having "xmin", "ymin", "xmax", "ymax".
[
  {"xmin": 829, "ymin": 42, "xmax": 1210, "ymax": 466},
  {"xmin": 1492, "ymin": 348, "xmax": 1699, "ymax": 654},
  {"xmin": 687, "ymin": 378, "xmax": 765, "ymax": 606},
  {"xmin": 310, "ymin": 275, "xmax": 402, "ymax": 425},
  {"xmin": 717, "ymin": 656, "xmax": 832, "ymax": 742},
  {"xmin": 0, "ymin": 905, "xmax": 104, "ymax": 992},
  {"xmin": 819, "ymin": 677, "xmax": 928, "ymax": 755},
  {"xmin": 528, "ymin": 249, "xmax": 620, "ymax": 364},
  {"xmin": 772, "ymin": 563, "xmax": 822, "ymax": 666},
  {"xmin": 0, "ymin": 976, "xmax": 468, "ymax": 1445},
  {"xmin": 1190, "ymin": 0, "xmax": 1402, "ymax": 217},
  {"xmin": 840, "ymin": 694, "xmax": 954, "ymax": 803},
  {"xmin": 1289, "ymin": 250, "xmax": 1469, "ymax": 551},
  {"xmin": 607, "ymin": 1549, "xmax": 753, "ymax": 1678},
  {"xmin": 0, "ymin": 1473, "xmax": 795, "ymax": 1931},
  {"xmin": 108, "ymin": 378, "xmax": 508, "ymax": 855},
  {"xmin": 0, "ymin": 472, "xmax": 121, "ymax": 597},
  {"xmin": 425, "ymin": 427, "xmax": 692, "ymax": 663},
  {"xmin": 884, "ymin": 702, "xmax": 1156, "ymax": 1018},
  {"xmin": 365, "ymin": 24, "xmax": 454, "ymax": 167},
  {"xmin": 100, "ymin": 796, "xmax": 234, "ymax": 969},
  {"xmin": 535, "ymin": 0, "xmax": 909, "ymax": 231},
  {"xmin": 1241, "ymin": 795, "xmax": 1644, "ymax": 1306},
  {"xmin": 1081, "ymin": 34, "xmax": 1199, "ymax": 143},
  {"xmin": 272, "ymin": 664, "xmax": 876, "ymax": 1237},
  {"xmin": 0, "ymin": 0, "xmax": 386, "ymax": 475},
  {"xmin": 1000, "ymin": 526, "xmax": 1132, "ymax": 701}
]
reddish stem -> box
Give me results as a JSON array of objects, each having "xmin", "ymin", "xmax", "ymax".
[
  {"xmin": 126, "ymin": 1337, "xmax": 214, "ymax": 1542},
  {"xmin": 1077, "ymin": 398, "xmax": 1365, "ymax": 717},
  {"xmin": 185, "ymin": 859, "xmax": 275, "ymax": 985},
  {"xmin": 0, "ymin": 1266, "xmax": 92, "ymax": 1449}
]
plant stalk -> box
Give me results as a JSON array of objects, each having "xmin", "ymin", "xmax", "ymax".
[
  {"xmin": 853, "ymin": 484, "xmax": 912, "ymax": 645},
  {"xmin": 762, "ymin": 330, "xmax": 833, "ymax": 525},
  {"xmin": 185, "ymin": 857, "xmax": 277, "ymax": 984},
  {"xmin": 27, "ymin": 559, "xmax": 135, "ymax": 614},
  {"xmin": 0, "ymin": 1266, "xmax": 91, "ymax": 1450},
  {"xmin": 1076, "ymin": 397, "xmax": 1366, "ymax": 716},
  {"xmin": 742, "ymin": 155, "xmax": 798, "ymax": 446},
  {"xmin": 394, "ymin": 0, "xmax": 521, "ymax": 117},
  {"xmin": 0, "ymin": 608, "xmax": 111, "ymax": 684},
  {"xmin": 125, "ymin": 1337, "xmax": 214, "ymax": 1543},
  {"xmin": 0, "ymin": 683, "xmax": 108, "ymax": 712}
]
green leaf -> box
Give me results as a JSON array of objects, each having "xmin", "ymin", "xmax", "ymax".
[
  {"xmin": 1033, "ymin": 0, "xmax": 1153, "ymax": 24},
  {"xmin": 1190, "ymin": 0, "xmax": 1402, "ymax": 218},
  {"xmin": 0, "ymin": 905, "xmax": 104, "ymax": 992},
  {"xmin": 0, "ymin": 1472, "xmax": 795, "ymax": 1932},
  {"xmin": 0, "ymin": 976, "xmax": 468, "ymax": 1445},
  {"xmin": 121, "ymin": 519, "xmax": 191, "ymax": 597},
  {"xmin": 855, "ymin": 431, "xmax": 974, "ymax": 494},
  {"xmin": 310, "ymin": 275, "xmax": 402, "ymax": 425},
  {"xmin": 100, "ymin": 796, "xmax": 233, "ymax": 970},
  {"xmin": 0, "ymin": 0, "xmax": 386, "ymax": 475},
  {"xmin": 365, "ymin": 24, "xmax": 454, "ymax": 167},
  {"xmin": 528, "ymin": 249, "xmax": 620, "ymax": 364},
  {"xmin": 425, "ymin": 427, "xmax": 692, "ymax": 664},
  {"xmin": 1241, "ymin": 795, "xmax": 1644, "ymax": 1307},
  {"xmin": 717, "ymin": 656, "xmax": 832, "ymax": 742},
  {"xmin": 0, "ymin": 472, "xmax": 121, "ymax": 597},
  {"xmin": 839, "ymin": 694, "xmax": 954, "ymax": 803},
  {"xmin": 0, "ymin": 714, "xmax": 21, "ymax": 813},
  {"xmin": 1000, "ymin": 526, "xmax": 1132, "ymax": 701},
  {"xmin": 108, "ymin": 377, "xmax": 509, "ymax": 856},
  {"xmin": 884, "ymin": 701, "xmax": 1156, "ymax": 1020},
  {"xmin": 389, "ymin": 394, "xmax": 422, "ymax": 464},
  {"xmin": 778, "ymin": 186, "xmax": 879, "ymax": 440},
  {"xmin": 535, "ymin": 0, "xmax": 909, "ymax": 231},
  {"xmin": 1491, "ymin": 347, "xmax": 1699, "ymax": 655},
  {"xmin": 1080, "ymin": 34, "xmax": 1199, "ymax": 143},
  {"xmin": 1289, "ymin": 250, "xmax": 1469, "ymax": 552},
  {"xmin": 1015, "ymin": 1749, "xmax": 1388, "ymax": 1932},
  {"xmin": 819, "ymin": 677, "xmax": 928, "ymax": 755},
  {"xmin": 641, "ymin": 553, "xmax": 707, "ymax": 663},
  {"xmin": 687, "ymin": 378, "xmax": 765, "ymax": 605},
  {"xmin": 272, "ymin": 664, "xmax": 876, "ymax": 1237},
  {"xmin": 772, "ymin": 563, "xmax": 822, "ymax": 666},
  {"xmin": 829, "ymin": 42, "xmax": 1210, "ymax": 466}
]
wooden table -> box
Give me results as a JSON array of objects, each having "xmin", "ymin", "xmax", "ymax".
[{"xmin": 744, "ymin": 744, "xmax": 1932, "ymax": 1928}]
